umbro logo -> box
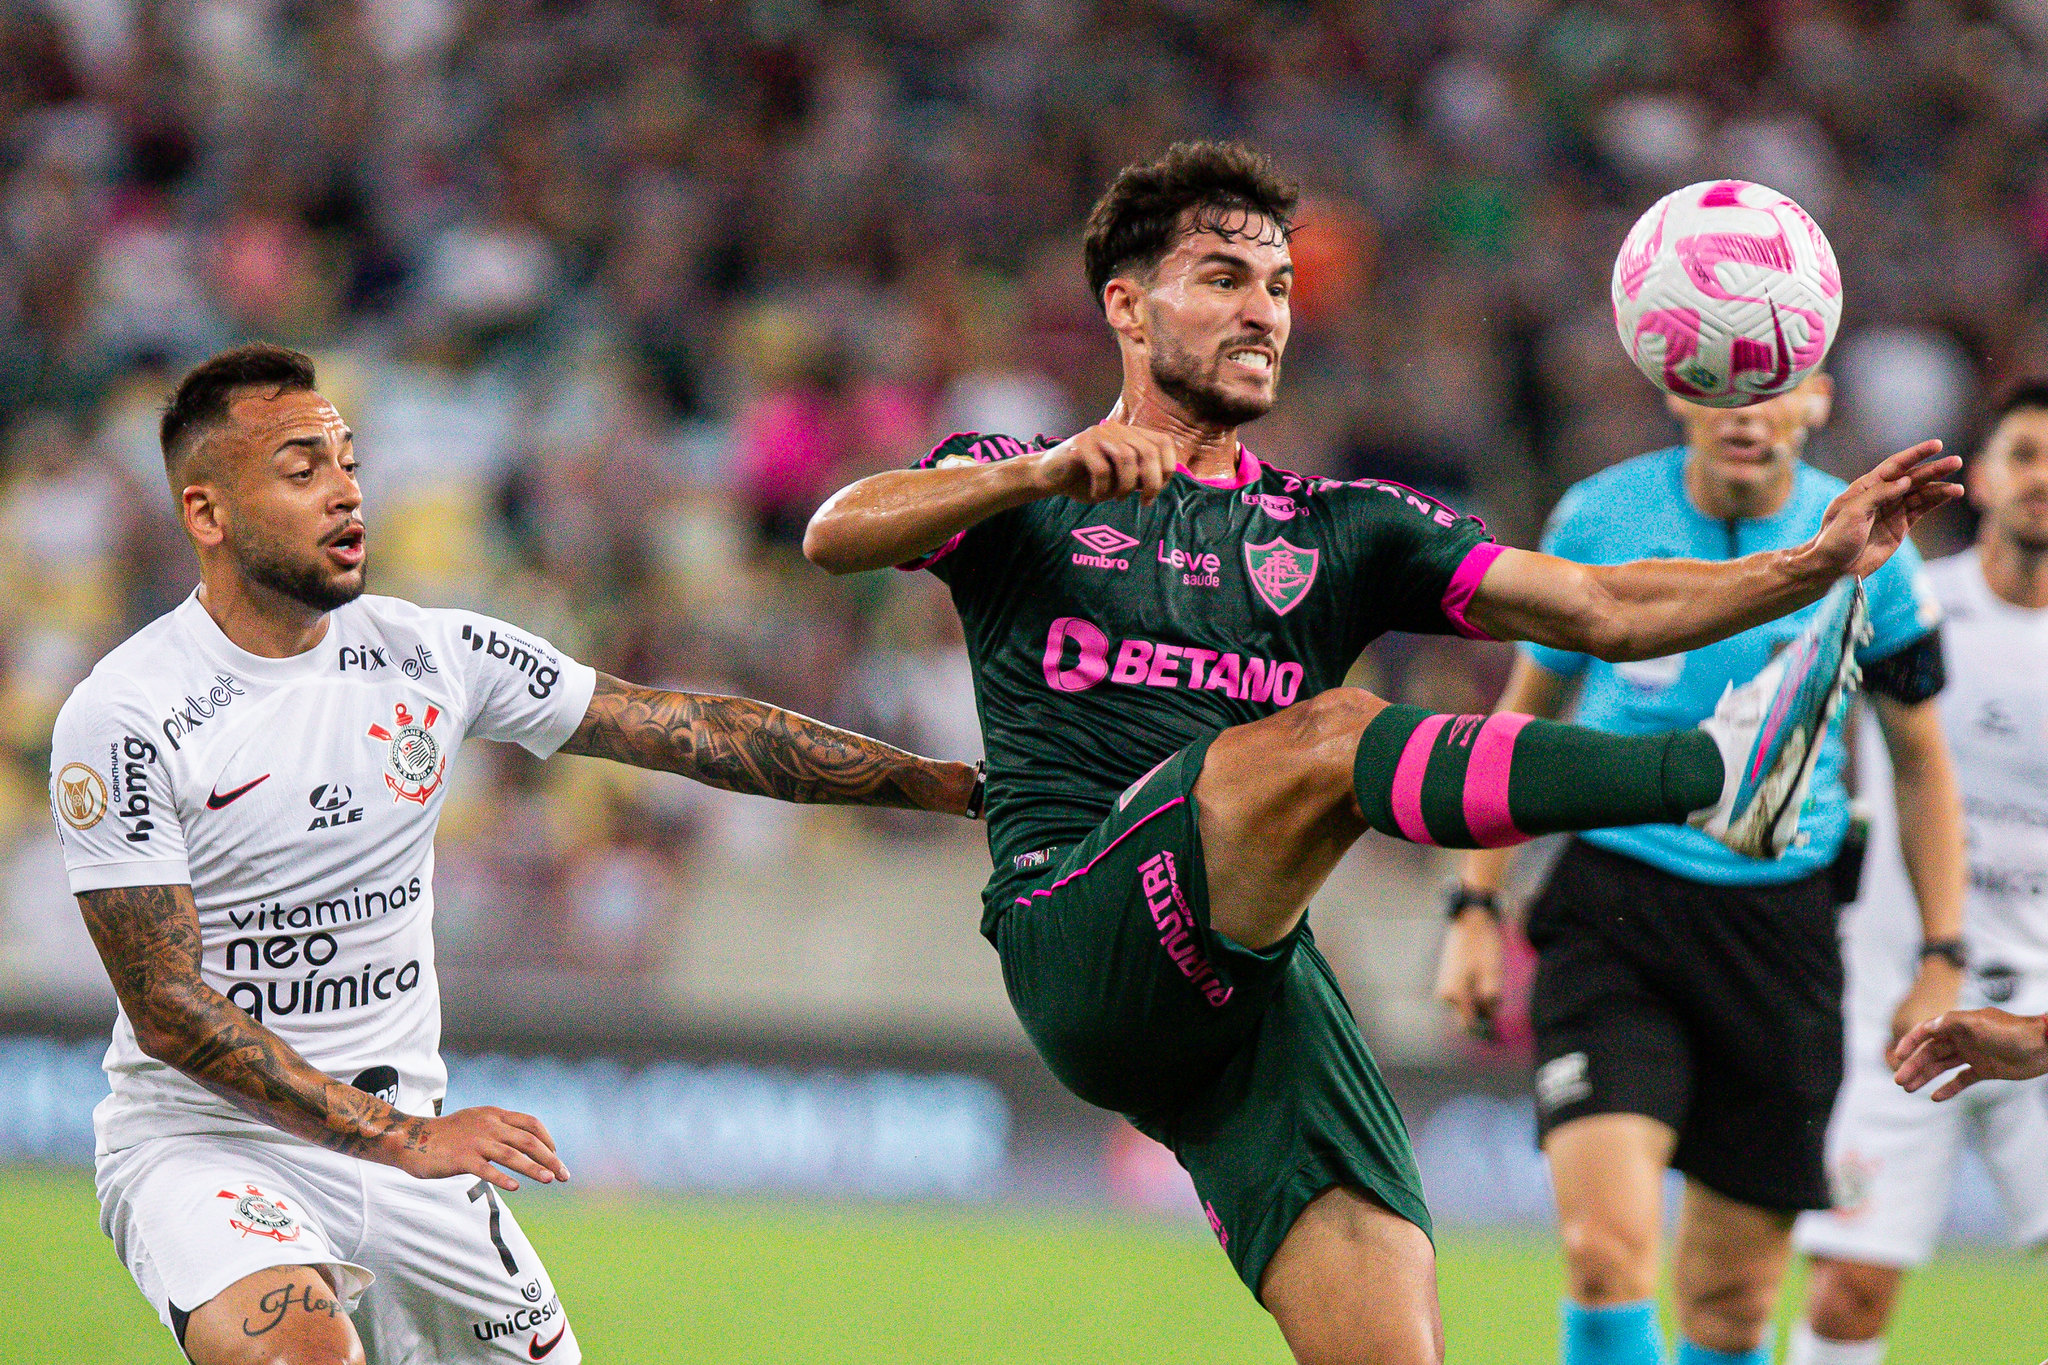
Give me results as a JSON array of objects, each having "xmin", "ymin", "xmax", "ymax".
[
  {"xmin": 205, "ymin": 774, "xmax": 270, "ymax": 810},
  {"xmin": 1070, "ymin": 525, "xmax": 1137, "ymax": 571}
]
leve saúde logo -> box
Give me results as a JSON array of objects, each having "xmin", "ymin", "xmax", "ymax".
[
  {"xmin": 55, "ymin": 763, "xmax": 108, "ymax": 829},
  {"xmin": 1244, "ymin": 536, "xmax": 1320, "ymax": 616}
]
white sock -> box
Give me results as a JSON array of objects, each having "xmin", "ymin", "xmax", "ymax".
[{"xmin": 1786, "ymin": 1322, "xmax": 1886, "ymax": 1365}]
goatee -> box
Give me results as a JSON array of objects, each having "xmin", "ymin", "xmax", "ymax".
[
  {"xmin": 1151, "ymin": 354, "xmax": 1274, "ymax": 427},
  {"xmin": 243, "ymin": 544, "xmax": 365, "ymax": 612}
]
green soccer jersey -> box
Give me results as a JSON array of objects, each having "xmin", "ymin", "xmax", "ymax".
[{"xmin": 904, "ymin": 432, "xmax": 1499, "ymax": 936}]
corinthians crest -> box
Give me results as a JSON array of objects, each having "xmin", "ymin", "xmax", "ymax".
[
  {"xmin": 367, "ymin": 700, "xmax": 446, "ymax": 804},
  {"xmin": 1244, "ymin": 536, "xmax": 1320, "ymax": 616},
  {"xmin": 217, "ymin": 1183, "xmax": 301, "ymax": 1242}
]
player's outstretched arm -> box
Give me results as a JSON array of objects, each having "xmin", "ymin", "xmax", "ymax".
[
  {"xmin": 1890, "ymin": 1008, "xmax": 2048, "ymax": 1100},
  {"xmin": 1465, "ymin": 442, "xmax": 1962, "ymax": 660},
  {"xmin": 76, "ymin": 882, "xmax": 567, "ymax": 1192},
  {"xmin": 803, "ymin": 424, "xmax": 1180, "ymax": 573},
  {"xmin": 559, "ymin": 673, "xmax": 982, "ymax": 814}
]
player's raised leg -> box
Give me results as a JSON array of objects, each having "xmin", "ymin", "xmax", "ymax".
[
  {"xmin": 183, "ymin": 1266, "xmax": 364, "ymax": 1365},
  {"xmin": 1200, "ymin": 573, "xmax": 1868, "ymax": 953}
]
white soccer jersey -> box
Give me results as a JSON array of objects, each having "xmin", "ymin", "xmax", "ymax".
[
  {"xmin": 49, "ymin": 592, "xmax": 595, "ymax": 1154},
  {"xmin": 1842, "ymin": 549, "xmax": 2048, "ymax": 1039}
]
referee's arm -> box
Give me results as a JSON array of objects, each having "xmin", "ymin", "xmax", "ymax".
[
  {"xmin": 1434, "ymin": 655, "xmax": 1574, "ymax": 1036},
  {"xmin": 1871, "ymin": 690, "xmax": 1967, "ymax": 1045}
]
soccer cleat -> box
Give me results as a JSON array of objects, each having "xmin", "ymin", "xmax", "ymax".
[{"xmin": 1689, "ymin": 575, "xmax": 1870, "ymax": 858}]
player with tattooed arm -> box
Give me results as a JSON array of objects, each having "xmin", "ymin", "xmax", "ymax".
[
  {"xmin": 49, "ymin": 344, "xmax": 980, "ymax": 1365},
  {"xmin": 803, "ymin": 141, "xmax": 1959, "ymax": 1365}
]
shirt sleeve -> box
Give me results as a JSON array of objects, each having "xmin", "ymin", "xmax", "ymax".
[
  {"xmin": 50, "ymin": 677, "xmax": 191, "ymax": 893},
  {"xmin": 1330, "ymin": 479, "xmax": 1498, "ymax": 639},
  {"xmin": 897, "ymin": 431, "xmax": 1040, "ymax": 583},
  {"xmin": 442, "ymin": 613, "xmax": 598, "ymax": 757},
  {"xmin": 1517, "ymin": 486, "xmax": 1594, "ymax": 679}
]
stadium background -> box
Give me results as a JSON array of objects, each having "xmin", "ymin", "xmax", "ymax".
[{"xmin": 0, "ymin": 0, "xmax": 2042, "ymax": 1359}]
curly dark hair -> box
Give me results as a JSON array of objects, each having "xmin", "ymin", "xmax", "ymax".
[
  {"xmin": 160, "ymin": 341, "xmax": 317, "ymax": 474},
  {"xmin": 1081, "ymin": 141, "xmax": 1299, "ymax": 313}
]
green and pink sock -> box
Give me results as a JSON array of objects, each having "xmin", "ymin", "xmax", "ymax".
[{"xmin": 1354, "ymin": 704, "xmax": 1724, "ymax": 849}]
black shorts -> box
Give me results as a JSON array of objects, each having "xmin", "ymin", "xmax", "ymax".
[
  {"xmin": 1526, "ymin": 839, "xmax": 1844, "ymax": 1211},
  {"xmin": 994, "ymin": 733, "xmax": 1432, "ymax": 1299}
]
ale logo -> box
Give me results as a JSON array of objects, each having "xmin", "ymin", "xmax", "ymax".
[{"xmin": 1244, "ymin": 537, "xmax": 1319, "ymax": 616}]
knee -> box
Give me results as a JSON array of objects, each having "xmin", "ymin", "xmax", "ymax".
[
  {"xmin": 1678, "ymin": 1267, "xmax": 1778, "ymax": 1352},
  {"xmin": 1559, "ymin": 1213, "xmax": 1660, "ymax": 1305},
  {"xmin": 1296, "ymin": 686, "xmax": 1389, "ymax": 742},
  {"xmin": 1805, "ymin": 1257, "xmax": 1901, "ymax": 1342}
]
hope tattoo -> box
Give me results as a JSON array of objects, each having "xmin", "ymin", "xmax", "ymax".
[{"xmin": 242, "ymin": 1280, "xmax": 342, "ymax": 1337}]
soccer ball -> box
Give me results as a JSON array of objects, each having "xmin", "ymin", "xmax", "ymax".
[{"xmin": 1610, "ymin": 179, "xmax": 1842, "ymax": 408}]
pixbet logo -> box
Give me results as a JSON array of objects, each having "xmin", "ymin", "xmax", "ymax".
[
  {"xmin": 337, "ymin": 643, "xmax": 437, "ymax": 677},
  {"xmin": 1070, "ymin": 525, "xmax": 1138, "ymax": 571},
  {"xmin": 159, "ymin": 673, "xmax": 246, "ymax": 750},
  {"xmin": 461, "ymin": 624, "xmax": 559, "ymax": 698}
]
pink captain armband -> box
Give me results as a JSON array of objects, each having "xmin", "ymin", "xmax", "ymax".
[{"xmin": 1440, "ymin": 542, "xmax": 1506, "ymax": 641}]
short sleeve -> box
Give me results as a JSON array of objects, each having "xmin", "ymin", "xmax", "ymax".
[
  {"xmin": 897, "ymin": 431, "xmax": 1040, "ymax": 581},
  {"xmin": 1860, "ymin": 539, "xmax": 1941, "ymax": 662},
  {"xmin": 1518, "ymin": 487, "xmax": 1595, "ymax": 678},
  {"xmin": 442, "ymin": 614, "xmax": 598, "ymax": 757},
  {"xmin": 50, "ymin": 679, "xmax": 191, "ymax": 893},
  {"xmin": 1330, "ymin": 480, "xmax": 1497, "ymax": 638}
]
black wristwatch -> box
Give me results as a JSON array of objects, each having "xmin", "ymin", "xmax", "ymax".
[
  {"xmin": 1446, "ymin": 886, "xmax": 1501, "ymax": 922},
  {"xmin": 1919, "ymin": 937, "xmax": 1966, "ymax": 971},
  {"xmin": 965, "ymin": 760, "xmax": 987, "ymax": 820}
]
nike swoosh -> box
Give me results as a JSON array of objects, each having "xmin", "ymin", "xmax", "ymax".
[
  {"xmin": 205, "ymin": 775, "xmax": 271, "ymax": 810},
  {"xmin": 529, "ymin": 1323, "xmax": 567, "ymax": 1359}
]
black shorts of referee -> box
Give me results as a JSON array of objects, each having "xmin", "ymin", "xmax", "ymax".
[{"xmin": 1526, "ymin": 838, "xmax": 1842, "ymax": 1211}]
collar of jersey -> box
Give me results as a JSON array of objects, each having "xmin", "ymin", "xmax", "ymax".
[
  {"xmin": 178, "ymin": 588, "xmax": 339, "ymax": 683},
  {"xmin": 1175, "ymin": 446, "xmax": 1259, "ymax": 490}
]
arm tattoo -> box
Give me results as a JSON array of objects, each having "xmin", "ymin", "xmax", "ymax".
[
  {"xmin": 559, "ymin": 673, "xmax": 976, "ymax": 815},
  {"xmin": 75, "ymin": 883, "xmax": 429, "ymax": 1162}
]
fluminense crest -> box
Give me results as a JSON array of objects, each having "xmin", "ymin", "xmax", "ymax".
[{"xmin": 1244, "ymin": 537, "xmax": 1319, "ymax": 616}]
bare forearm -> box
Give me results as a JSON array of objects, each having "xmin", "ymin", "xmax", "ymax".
[
  {"xmin": 562, "ymin": 674, "xmax": 979, "ymax": 814},
  {"xmin": 1470, "ymin": 545, "xmax": 1835, "ymax": 662},
  {"xmin": 1881, "ymin": 701, "xmax": 1966, "ymax": 942},
  {"xmin": 804, "ymin": 458, "xmax": 1049, "ymax": 574},
  {"xmin": 79, "ymin": 885, "xmax": 425, "ymax": 1162}
]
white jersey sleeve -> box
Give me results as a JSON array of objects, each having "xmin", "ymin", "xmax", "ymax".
[
  {"xmin": 438, "ymin": 612, "xmax": 597, "ymax": 757},
  {"xmin": 50, "ymin": 675, "xmax": 191, "ymax": 893}
]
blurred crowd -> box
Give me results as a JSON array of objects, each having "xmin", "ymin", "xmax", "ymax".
[{"xmin": 1, "ymin": 0, "xmax": 2041, "ymax": 988}]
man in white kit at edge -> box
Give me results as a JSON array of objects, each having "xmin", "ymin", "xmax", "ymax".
[
  {"xmin": 48, "ymin": 343, "xmax": 982, "ymax": 1365},
  {"xmin": 1790, "ymin": 381, "xmax": 2048, "ymax": 1364}
]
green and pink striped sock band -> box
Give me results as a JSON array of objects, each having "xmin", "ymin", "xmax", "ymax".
[{"xmin": 1353, "ymin": 703, "xmax": 1724, "ymax": 849}]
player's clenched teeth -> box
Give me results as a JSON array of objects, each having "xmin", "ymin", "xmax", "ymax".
[{"xmin": 1225, "ymin": 350, "xmax": 1271, "ymax": 371}]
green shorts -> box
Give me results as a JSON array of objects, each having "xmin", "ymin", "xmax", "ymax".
[{"xmin": 993, "ymin": 733, "xmax": 1433, "ymax": 1299}]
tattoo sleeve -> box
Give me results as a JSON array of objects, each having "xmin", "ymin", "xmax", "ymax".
[
  {"xmin": 557, "ymin": 673, "xmax": 977, "ymax": 815},
  {"xmin": 75, "ymin": 883, "xmax": 429, "ymax": 1163}
]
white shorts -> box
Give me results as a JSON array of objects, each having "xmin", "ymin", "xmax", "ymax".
[
  {"xmin": 1793, "ymin": 1035, "xmax": 2048, "ymax": 1267},
  {"xmin": 96, "ymin": 1133, "xmax": 580, "ymax": 1363}
]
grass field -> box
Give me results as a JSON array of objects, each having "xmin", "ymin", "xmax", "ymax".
[{"xmin": 1, "ymin": 1165, "xmax": 2038, "ymax": 1363}]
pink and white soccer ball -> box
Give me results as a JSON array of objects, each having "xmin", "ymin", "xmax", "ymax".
[{"xmin": 1610, "ymin": 179, "xmax": 1843, "ymax": 408}]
